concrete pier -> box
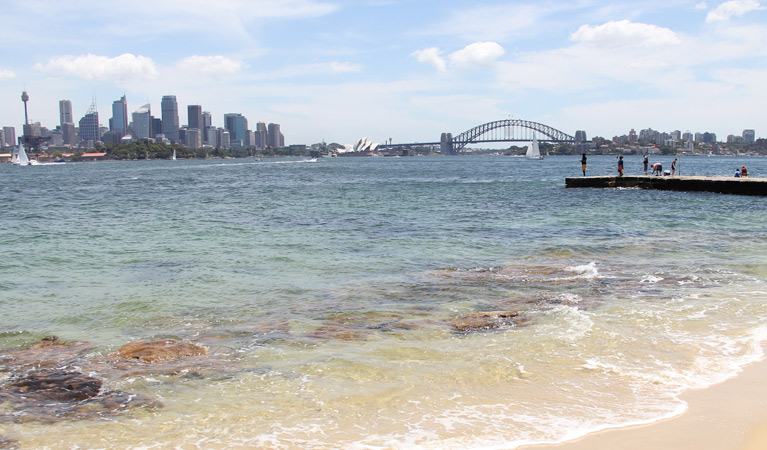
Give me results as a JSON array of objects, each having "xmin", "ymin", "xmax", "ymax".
[{"xmin": 565, "ymin": 176, "xmax": 767, "ymax": 196}]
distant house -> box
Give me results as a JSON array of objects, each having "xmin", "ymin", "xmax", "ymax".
[{"xmin": 80, "ymin": 152, "xmax": 107, "ymax": 161}]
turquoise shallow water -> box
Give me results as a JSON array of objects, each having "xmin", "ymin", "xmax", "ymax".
[{"xmin": 1, "ymin": 155, "xmax": 767, "ymax": 449}]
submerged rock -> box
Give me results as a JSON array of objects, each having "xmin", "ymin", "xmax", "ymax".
[
  {"xmin": 0, "ymin": 337, "xmax": 95, "ymax": 373},
  {"xmin": 114, "ymin": 339, "xmax": 208, "ymax": 363},
  {"xmin": 0, "ymin": 435, "xmax": 19, "ymax": 449},
  {"xmin": 449, "ymin": 311, "xmax": 524, "ymax": 332},
  {"xmin": 0, "ymin": 370, "xmax": 160, "ymax": 423}
]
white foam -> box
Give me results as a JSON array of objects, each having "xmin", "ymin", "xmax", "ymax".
[
  {"xmin": 564, "ymin": 261, "xmax": 599, "ymax": 280},
  {"xmin": 641, "ymin": 275, "xmax": 664, "ymax": 283}
]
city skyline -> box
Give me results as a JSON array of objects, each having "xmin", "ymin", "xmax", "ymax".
[{"xmin": 0, "ymin": 0, "xmax": 765, "ymax": 146}]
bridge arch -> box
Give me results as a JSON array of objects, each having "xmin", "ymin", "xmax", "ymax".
[{"xmin": 447, "ymin": 119, "xmax": 575, "ymax": 153}]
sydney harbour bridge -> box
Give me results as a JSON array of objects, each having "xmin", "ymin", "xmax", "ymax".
[{"xmin": 378, "ymin": 119, "xmax": 579, "ymax": 155}]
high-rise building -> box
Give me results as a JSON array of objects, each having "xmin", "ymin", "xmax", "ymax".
[
  {"xmin": 3, "ymin": 126, "xmax": 16, "ymax": 146},
  {"xmin": 161, "ymin": 95, "xmax": 180, "ymax": 143},
  {"xmin": 743, "ymin": 129, "xmax": 756, "ymax": 144},
  {"xmin": 151, "ymin": 117, "xmax": 162, "ymax": 139},
  {"xmin": 61, "ymin": 123, "xmax": 76, "ymax": 146},
  {"xmin": 132, "ymin": 104, "xmax": 152, "ymax": 140},
  {"xmin": 188, "ymin": 105, "xmax": 203, "ymax": 131},
  {"xmin": 59, "ymin": 100, "xmax": 73, "ymax": 126},
  {"xmin": 255, "ymin": 121, "xmax": 267, "ymax": 148},
  {"xmin": 206, "ymin": 126, "xmax": 219, "ymax": 148},
  {"xmin": 221, "ymin": 130, "xmax": 231, "ymax": 149},
  {"xmin": 574, "ymin": 130, "xmax": 587, "ymax": 143},
  {"xmin": 224, "ymin": 113, "xmax": 248, "ymax": 146},
  {"xmin": 78, "ymin": 100, "xmax": 100, "ymax": 144},
  {"xmin": 186, "ymin": 128, "xmax": 202, "ymax": 149},
  {"xmin": 267, "ymin": 123, "xmax": 281, "ymax": 148},
  {"xmin": 202, "ymin": 111, "xmax": 212, "ymax": 144},
  {"xmin": 110, "ymin": 95, "xmax": 129, "ymax": 136}
]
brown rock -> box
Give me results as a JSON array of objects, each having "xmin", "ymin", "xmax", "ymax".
[
  {"xmin": 0, "ymin": 370, "xmax": 161, "ymax": 423},
  {"xmin": 115, "ymin": 339, "xmax": 207, "ymax": 363},
  {"xmin": 0, "ymin": 434, "xmax": 18, "ymax": 449},
  {"xmin": 449, "ymin": 311, "xmax": 521, "ymax": 332}
]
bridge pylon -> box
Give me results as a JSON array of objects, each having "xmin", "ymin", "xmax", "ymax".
[{"xmin": 440, "ymin": 132, "xmax": 454, "ymax": 155}]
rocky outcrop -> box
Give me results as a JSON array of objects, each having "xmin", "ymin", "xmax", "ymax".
[
  {"xmin": 0, "ymin": 370, "xmax": 160, "ymax": 423},
  {"xmin": 449, "ymin": 311, "xmax": 524, "ymax": 332},
  {"xmin": 114, "ymin": 339, "xmax": 208, "ymax": 363},
  {"xmin": 0, "ymin": 434, "xmax": 18, "ymax": 449}
]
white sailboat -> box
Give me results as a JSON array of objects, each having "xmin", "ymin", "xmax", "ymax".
[
  {"xmin": 525, "ymin": 136, "xmax": 543, "ymax": 159},
  {"xmin": 172, "ymin": 149, "xmax": 177, "ymax": 160},
  {"xmin": 12, "ymin": 144, "xmax": 37, "ymax": 165}
]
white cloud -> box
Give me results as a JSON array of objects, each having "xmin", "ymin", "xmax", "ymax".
[
  {"xmin": 448, "ymin": 42, "xmax": 505, "ymax": 70},
  {"xmin": 695, "ymin": 1, "xmax": 709, "ymax": 9},
  {"xmin": 328, "ymin": 61, "xmax": 362, "ymax": 74},
  {"xmin": 706, "ymin": 0, "xmax": 763, "ymax": 22},
  {"xmin": 0, "ymin": 69, "xmax": 15, "ymax": 80},
  {"xmin": 571, "ymin": 20, "xmax": 681, "ymax": 48},
  {"xmin": 412, "ymin": 47, "xmax": 447, "ymax": 71},
  {"xmin": 35, "ymin": 53, "xmax": 157, "ymax": 83},
  {"xmin": 177, "ymin": 55, "xmax": 244, "ymax": 79}
]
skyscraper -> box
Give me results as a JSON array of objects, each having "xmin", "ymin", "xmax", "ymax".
[
  {"xmin": 161, "ymin": 95, "xmax": 180, "ymax": 143},
  {"xmin": 256, "ymin": 121, "xmax": 267, "ymax": 149},
  {"xmin": 3, "ymin": 126, "xmax": 16, "ymax": 147},
  {"xmin": 743, "ymin": 129, "xmax": 756, "ymax": 144},
  {"xmin": 188, "ymin": 105, "xmax": 203, "ymax": 131},
  {"xmin": 78, "ymin": 100, "xmax": 100, "ymax": 144},
  {"xmin": 132, "ymin": 104, "xmax": 152, "ymax": 140},
  {"xmin": 59, "ymin": 100, "xmax": 73, "ymax": 126},
  {"xmin": 202, "ymin": 111, "xmax": 212, "ymax": 144},
  {"xmin": 224, "ymin": 113, "xmax": 248, "ymax": 146},
  {"xmin": 267, "ymin": 123, "xmax": 281, "ymax": 148},
  {"xmin": 111, "ymin": 95, "xmax": 128, "ymax": 136}
]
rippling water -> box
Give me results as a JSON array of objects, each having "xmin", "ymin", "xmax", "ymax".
[{"xmin": 1, "ymin": 155, "xmax": 767, "ymax": 449}]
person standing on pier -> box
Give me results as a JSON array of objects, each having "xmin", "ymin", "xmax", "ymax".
[
  {"xmin": 581, "ymin": 154, "xmax": 587, "ymax": 176},
  {"xmin": 617, "ymin": 156, "xmax": 624, "ymax": 177},
  {"xmin": 672, "ymin": 159, "xmax": 678, "ymax": 176},
  {"xmin": 643, "ymin": 154, "xmax": 649, "ymax": 175}
]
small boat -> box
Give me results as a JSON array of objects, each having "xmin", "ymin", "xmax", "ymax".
[
  {"xmin": 172, "ymin": 149, "xmax": 177, "ymax": 160},
  {"xmin": 525, "ymin": 136, "xmax": 543, "ymax": 159}
]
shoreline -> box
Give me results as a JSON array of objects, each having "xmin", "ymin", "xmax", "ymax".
[{"xmin": 520, "ymin": 356, "xmax": 767, "ymax": 450}]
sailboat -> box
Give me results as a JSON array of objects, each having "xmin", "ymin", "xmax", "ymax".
[
  {"xmin": 525, "ymin": 136, "xmax": 543, "ymax": 159},
  {"xmin": 172, "ymin": 149, "xmax": 177, "ymax": 160},
  {"xmin": 12, "ymin": 143, "xmax": 37, "ymax": 165}
]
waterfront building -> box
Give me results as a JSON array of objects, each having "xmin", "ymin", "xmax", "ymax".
[
  {"xmin": 574, "ymin": 130, "xmax": 587, "ymax": 143},
  {"xmin": 50, "ymin": 131, "xmax": 63, "ymax": 147},
  {"xmin": 206, "ymin": 126, "xmax": 218, "ymax": 148},
  {"xmin": 132, "ymin": 104, "xmax": 152, "ymax": 140},
  {"xmin": 59, "ymin": 100, "xmax": 73, "ymax": 126},
  {"xmin": 743, "ymin": 129, "xmax": 756, "ymax": 144},
  {"xmin": 628, "ymin": 129, "xmax": 637, "ymax": 144},
  {"xmin": 161, "ymin": 95, "xmax": 180, "ymax": 144},
  {"xmin": 151, "ymin": 117, "xmax": 162, "ymax": 139},
  {"xmin": 202, "ymin": 111, "xmax": 212, "ymax": 143},
  {"xmin": 186, "ymin": 128, "xmax": 201, "ymax": 149},
  {"xmin": 255, "ymin": 121, "xmax": 267, "ymax": 149},
  {"xmin": 78, "ymin": 101, "xmax": 100, "ymax": 144},
  {"xmin": 110, "ymin": 95, "xmax": 128, "ymax": 136},
  {"xmin": 221, "ymin": 130, "xmax": 231, "ymax": 149},
  {"xmin": 224, "ymin": 113, "xmax": 248, "ymax": 146},
  {"xmin": 267, "ymin": 123, "xmax": 281, "ymax": 148},
  {"xmin": 188, "ymin": 105, "xmax": 203, "ymax": 131},
  {"xmin": 3, "ymin": 126, "xmax": 16, "ymax": 146}
]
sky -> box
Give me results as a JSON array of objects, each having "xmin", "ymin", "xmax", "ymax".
[{"xmin": 1, "ymin": 0, "xmax": 766, "ymax": 146}]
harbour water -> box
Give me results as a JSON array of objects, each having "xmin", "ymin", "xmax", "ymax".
[{"xmin": 2, "ymin": 155, "xmax": 767, "ymax": 449}]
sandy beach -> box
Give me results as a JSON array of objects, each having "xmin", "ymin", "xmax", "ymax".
[{"xmin": 523, "ymin": 357, "xmax": 767, "ymax": 450}]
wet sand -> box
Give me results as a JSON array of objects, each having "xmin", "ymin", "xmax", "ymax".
[{"xmin": 523, "ymin": 358, "xmax": 767, "ymax": 450}]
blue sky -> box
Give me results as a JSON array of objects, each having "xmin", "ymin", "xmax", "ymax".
[{"xmin": 1, "ymin": 0, "xmax": 765, "ymax": 146}]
